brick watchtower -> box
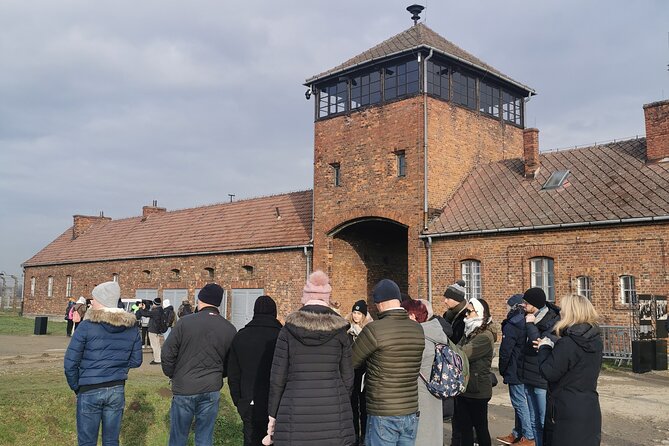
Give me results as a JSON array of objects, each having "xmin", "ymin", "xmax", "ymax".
[{"xmin": 305, "ymin": 10, "xmax": 534, "ymax": 310}]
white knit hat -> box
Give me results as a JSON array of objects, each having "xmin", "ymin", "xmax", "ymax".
[{"xmin": 91, "ymin": 281, "xmax": 121, "ymax": 308}]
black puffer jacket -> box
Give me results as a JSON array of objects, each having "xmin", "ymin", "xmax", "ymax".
[
  {"xmin": 519, "ymin": 303, "xmax": 560, "ymax": 388},
  {"xmin": 268, "ymin": 305, "xmax": 355, "ymax": 446},
  {"xmin": 161, "ymin": 306, "xmax": 237, "ymax": 395},
  {"xmin": 499, "ymin": 308, "xmax": 526, "ymax": 385},
  {"xmin": 538, "ymin": 324, "xmax": 603, "ymax": 446},
  {"xmin": 135, "ymin": 305, "xmax": 165, "ymax": 334}
]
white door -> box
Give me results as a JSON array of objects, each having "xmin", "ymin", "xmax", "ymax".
[
  {"xmin": 163, "ymin": 289, "xmax": 188, "ymax": 312},
  {"xmin": 231, "ymin": 288, "xmax": 263, "ymax": 330},
  {"xmin": 194, "ymin": 288, "xmax": 228, "ymax": 318}
]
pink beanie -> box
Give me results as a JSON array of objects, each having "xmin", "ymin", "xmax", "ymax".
[{"xmin": 302, "ymin": 270, "xmax": 332, "ymax": 304}]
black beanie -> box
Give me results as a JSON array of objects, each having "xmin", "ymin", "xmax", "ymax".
[
  {"xmin": 523, "ymin": 287, "xmax": 547, "ymax": 309},
  {"xmin": 254, "ymin": 295, "xmax": 277, "ymax": 317},
  {"xmin": 198, "ymin": 284, "xmax": 224, "ymax": 307},
  {"xmin": 372, "ymin": 279, "xmax": 401, "ymax": 304},
  {"xmin": 352, "ymin": 299, "xmax": 368, "ymax": 316},
  {"xmin": 153, "ymin": 297, "xmax": 162, "ymax": 305},
  {"xmin": 443, "ymin": 279, "xmax": 466, "ymax": 302}
]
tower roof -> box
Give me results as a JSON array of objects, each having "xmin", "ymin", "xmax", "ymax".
[{"xmin": 306, "ymin": 23, "xmax": 534, "ymax": 95}]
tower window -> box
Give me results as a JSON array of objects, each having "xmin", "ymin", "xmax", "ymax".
[
  {"xmin": 319, "ymin": 81, "xmax": 348, "ymax": 118},
  {"xmin": 479, "ymin": 81, "xmax": 500, "ymax": 118},
  {"xmin": 396, "ymin": 151, "xmax": 406, "ymax": 177},
  {"xmin": 351, "ymin": 70, "xmax": 382, "ymax": 110},
  {"xmin": 452, "ymin": 69, "xmax": 476, "ymax": 109},
  {"xmin": 502, "ymin": 90, "xmax": 523, "ymax": 126},
  {"xmin": 384, "ymin": 59, "xmax": 420, "ymax": 101},
  {"xmin": 331, "ymin": 163, "xmax": 341, "ymax": 187},
  {"xmin": 426, "ymin": 60, "xmax": 449, "ymax": 99}
]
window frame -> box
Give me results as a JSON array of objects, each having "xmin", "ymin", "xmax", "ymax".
[
  {"xmin": 576, "ymin": 275, "xmax": 592, "ymax": 300},
  {"xmin": 426, "ymin": 59, "xmax": 450, "ymax": 100},
  {"xmin": 112, "ymin": 273, "xmax": 119, "ymax": 283},
  {"xmin": 65, "ymin": 275, "xmax": 72, "ymax": 298},
  {"xmin": 30, "ymin": 277, "xmax": 36, "ymax": 298},
  {"xmin": 47, "ymin": 276, "xmax": 54, "ymax": 298},
  {"xmin": 619, "ymin": 275, "xmax": 636, "ymax": 305},
  {"xmin": 383, "ymin": 59, "xmax": 420, "ymax": 102},
  {"xmin": 460, "ymin": 259, "xmax": 482, "ymax": 301},
  {"xmin": 396, "ymin": 150, "xmax": 407, "ymax": 177},
  {"xmin": 331, "ymin": 162, "xmax": 341, "ymax": 187},
  {"xmin": 451, "ymin": 68, "xmax": 477, "ymax": 109},
  {"xmin": 479, "ymin": 80, "xmax": 501, "ymax": 118},
  {"xmin": 530, "ymin": 257, "xmax": 555, "ymax": 302}
]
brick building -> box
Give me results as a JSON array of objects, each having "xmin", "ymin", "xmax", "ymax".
[{"xmin": 23, "ymin": 20, "xmax": 669, "ymax": 327}]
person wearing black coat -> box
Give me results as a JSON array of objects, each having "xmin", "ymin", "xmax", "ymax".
[
  {"xmin": 442, "ymin": 280, "xmax": 467, "ymax": 433},
  {"xmin": 135, "ymin": 298, "xmax": 166, "ymax": 364},
  {"xmin": 537, "ymin": 294, "xmax": 603, "ymax": 446},
  {"xmin": 228, "ymin": 296, "xmax": 283, "ymax": 446},
  {"xmin": 520, "ymin": 288, "xmax": 561, "ymax": 446},
  {"xmin": 264, "ymin": 271, "xmax": 354, "ymax": 446},
  {"xmin": 496, "ymin": 294, "xmax": 534, "ymax": 445}
]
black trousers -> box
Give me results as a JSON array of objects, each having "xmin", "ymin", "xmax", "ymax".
[
  {"xmin": 239, "ymin": 404, "xmax": 266, "ymax": 446},
  {"xmin": 66, "ymin": 319, "xmax": 74, "ymax": 336},
  {"xmin": 351, "ymin": 369, "xmax": 367, "ymax": 442},
  {"xmin": 141, "ymin": 327, "xmax": 149, "ymax": 346},
  {"xmin": 453, "ymin": 396, "xmax": 491, "ymax": 446}
]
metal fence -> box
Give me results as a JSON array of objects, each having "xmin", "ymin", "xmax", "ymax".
[{"xmin": 600, "ymin": 325, "xmax": 633, "ymax": 365}]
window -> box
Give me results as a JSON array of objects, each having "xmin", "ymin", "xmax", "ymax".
[
  {"xmin": 142, "ymin": 270, "xmax": 151, "ymax": 280},
  {"xmin": 351, "ymin": 70, "xmax": 382, "ymax": 110},
  {"xmin": 135, "ymin": 288, "xmax": 158, "ymax": 302},
  {"xmin": 530, "ymin": 257, "xmax": 555, "ymax": 302},
  {"xmin": 543, "ymin": 170, "xmax": 570, "ymax": 190},
  {"xmin": 461, "ymin": 260, "xmax": 482, "ymax": 300},
  {"xmin": 619, "ymin": 275, "xmax": 636, "ymax": 304},
  {"xmin": 242, "ymin": 265, "xmax": 254, "ymax": 275},
  {"xmin": 204, "ymin": 267, "xmax": 215, "ymax": 281},
  {"xmin": 66, "ymin": 275, "xmax": 72, "ymax": 298},
  {"xmin": 452, "ymin": 69, "xmax": 476, "ymax": 109},
  {"xmin": 171, "ymin": 269, "xmax": 181, "ymax": 280},
  {"xmin": 331, "ymin": 163, "xmax": 341, "ymax": 187},
  {"xmin": 319, "ymin": 80, "xmax": 348, "ymax": 118},
  {"xmin": 479, "ymin": 81, "xmax": 500, "ymax": 118},
  {"xmin": 384, "ymin": 59, "xmax": 419, "ymax": 101},
  {"xmin": 576, "ymin": 276, "xmax": 592, "ymax": 300},
  {"xmin": 426, "ymin": 60, "xmax": 449, "ymax": 99},
  {"xmin": 47, "ymin": 276, "xmax": 53, "ymax": 298},
  {"xmin": 502, "ymin": 90, "xmax": 523, "ymax": 126},
  {"xmin": 30, "ymin": 277, "xmax": 36, "ymax": 297},
  {"xmin": 396, "ymin": 151, "xmax": 406, "ymax": 177},
  {"xmin": 112, "ymin": 273, "xmax": 119, "ymax": 283}
]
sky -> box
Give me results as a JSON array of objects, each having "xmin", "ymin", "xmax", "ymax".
[{"xmin": 0, "ymin": 0, "xmax": 668, "ymax": 280}]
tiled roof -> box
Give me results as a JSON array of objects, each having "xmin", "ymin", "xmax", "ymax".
[
  {"xmin": 24, "ymin": 191, "xmax": 313, "ymax": 266},
  {"xmin": 426, "ymin": 138, "xmax": 669, "ymax": 235},
  {"xmin": 305, "ymin": 23, "xmax": 534, "ymax": 94}
]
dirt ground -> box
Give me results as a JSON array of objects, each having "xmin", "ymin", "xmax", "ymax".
[{"xmin": 2, "ymin": 334, "xmax": 668, "ymax": 445}]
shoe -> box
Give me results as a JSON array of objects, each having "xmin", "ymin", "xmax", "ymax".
[
  {"xmin": 149, "ymin": 360, "xmax": 161, "ymax": 365},
  {"xmin": 496, "ymin": 433, "xmax": 519, "ymax": 444},
  {"xmin": 515, "ymin": 438, "xmax": 535, "ymax": 446}
]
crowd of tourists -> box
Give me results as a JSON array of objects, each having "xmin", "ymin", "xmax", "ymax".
[{"xmin": 63, "ymin": 271, "xmax": 604, "ymax": 446}]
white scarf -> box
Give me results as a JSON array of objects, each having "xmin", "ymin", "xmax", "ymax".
[{"xmin": 464, "ymin": 316, "xmax": 484, "ymax": 337}]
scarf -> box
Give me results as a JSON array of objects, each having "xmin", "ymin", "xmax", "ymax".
[{"xmin": 464, "ymin": 316, "xmax": 484, "ymax": 337}]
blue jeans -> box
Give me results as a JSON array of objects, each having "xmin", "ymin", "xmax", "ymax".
[
  {"xmin": 525, "ymin": 385, "xmax": 547, "ymax": 446},
  {"xmin": 366, "ymin": 413, "xmax": 419, "ymax": 446},
  {"xmin": 169, "ymin": 391, "xmax": 221, "ymax": 446},
  {"xmin": 76, "ymin": 385, "xmax": 125, "ymax": 446},
  {"xmin": 509, "ymin": 384, "xmax": 534, "ymax": 440}
]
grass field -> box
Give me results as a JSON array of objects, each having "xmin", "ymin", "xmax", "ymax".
[
  {"xmin": 0, "ymin": 311, "xmax": 67, "ymax": 335},
  {"xmin": 0, "ymin": 365, "xmax": 243, "ymax": 446}
]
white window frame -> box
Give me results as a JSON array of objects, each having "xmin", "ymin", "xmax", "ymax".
[
  {"xmin": 30, "ymin": 277, "xmax": 36, "ymax": 297},
  {"xmin": 112, "ymin": 273, "xmax": 119, "ymax": 283},
  {"xmin": 576, "ymin": 276, "xmax": 592, "ymax": 300},
  {"xmin": 460, "ymin": 260, "xmax": 482, "ymax": 300},
  {"xmin": 47, "ymin": 276, "xmax": 54, "ymax": 298},
  {"xmin": 530, "ymin": 257, "xmax": 555, "ymax": 302},
  {"xmin": 66, "ymin": 275, "xmax": 72, "ymax": 298},
  {"xmin": 619, "ymin": 275, "xmax": 636, "ymax": 304}
]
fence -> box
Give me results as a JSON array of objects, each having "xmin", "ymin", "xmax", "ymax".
[{"xmin": 600, "ymin": 325, "xmax": 633, "ymax": 365}]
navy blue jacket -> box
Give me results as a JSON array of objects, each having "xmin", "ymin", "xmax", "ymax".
[
  {"xmin": 64, "ymin": 309, "xmax": 143, "ymax": 393},
  {"xmin": 519, "ymin": 303, "xmax": 560, "ymax": 389},
  {"xmin": 499, "ymin": 308, "xmax": 526, "ymax": 385}
]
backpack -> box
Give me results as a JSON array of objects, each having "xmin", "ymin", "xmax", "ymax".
[
  {"xmin": 166, "ymin": 309, "xmax": 175, "ymax": 328},
  {"xmin": 420, "ymin": 336, "xmax": 470, "ymax": 399},
  {"xmin": 156, "ymin": 307, "xmax": 169, "ymax": 334}
]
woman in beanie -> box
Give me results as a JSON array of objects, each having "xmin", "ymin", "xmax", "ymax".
[
  {"xmin": 264, "ymin": 271, "xmax": 355, "ymax": 446},
  {"xmin": 453, "ymin": 298, "xmax": 496, "ymax": 446},
  {"xmin": 345, "ymin": 299, "xmax": 372, "ymax": 446}
]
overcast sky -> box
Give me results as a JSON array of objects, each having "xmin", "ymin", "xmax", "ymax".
[{"xmin": 1, "ymin": 0, "xmax": 667, "ymax": 279}]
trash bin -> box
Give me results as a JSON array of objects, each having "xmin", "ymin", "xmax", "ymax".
[
  {"xmin": 654, "ymin": 339, "xmax": 668, "ymax": 370},
  {"xmin": 34, "ymin": 316, "xmax": 48, "ymax": 335},
  {"xmin": 631, "ymin": 340, "xmax": 654, "ymax": 373}
]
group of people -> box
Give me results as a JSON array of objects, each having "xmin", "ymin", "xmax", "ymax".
[{"xmin": 63, "ymin": 271, "xmax": 604, "ymax": 446}]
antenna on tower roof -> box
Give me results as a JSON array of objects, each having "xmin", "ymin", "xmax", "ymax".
[{"xmin": 406, "ymin": 4, "xmax": 425, "ymax": 25}]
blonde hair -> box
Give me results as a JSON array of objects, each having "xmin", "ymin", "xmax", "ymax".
[
  {"xmin": 553, "ymin": 294, "xmax": 599, "ymax": 336},
  {"xmin": 345, "ymin": 311, "xmax": 372, "ymax": 329}
]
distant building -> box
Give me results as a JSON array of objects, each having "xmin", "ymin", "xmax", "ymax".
[{"xmin": 23, "ymin": 18, "xmax": 669, "ymax": 326}]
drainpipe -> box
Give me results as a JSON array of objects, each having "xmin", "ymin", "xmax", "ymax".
[
  {"xmin": 303, "ymin": 246, "xmax": 311, "ymax": 281},
  {"xmin": 423, "ymin": 49, "xmax": 434, "ymax": 230},
  {"xmin": 427, "ymin": 236, "xmax": 433, "ymax": 303}
]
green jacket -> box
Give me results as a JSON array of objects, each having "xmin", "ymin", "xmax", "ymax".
[
  {"xmin": 352, "ymin": 309, "xmax": 425, "ymax": 416},
  {"xmin": 459, "ymin": 327, "xmax": 495, "ymax": 399}
]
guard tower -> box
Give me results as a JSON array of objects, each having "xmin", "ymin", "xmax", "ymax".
[{"xmin": 306, "ymin": 6, "xmax": 535, "ymax": 307}]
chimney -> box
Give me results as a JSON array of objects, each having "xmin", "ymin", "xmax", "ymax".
[
  {"xmin": 523, "ymin": 128, "xmax": 540, "ymax": 178},
  {"xmin": 142, "ymin": 200, "xmax": 167, "ymax": 219},
  {"xmin": 643, "ymin": 99, "xmax": 669, "ymax": 163},
  {"xmin": 73, "ymin": 214, "xmax": 111, "ymax": 239}
]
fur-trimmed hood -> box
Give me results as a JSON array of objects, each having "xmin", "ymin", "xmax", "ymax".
[
  {"xmin": 285, "ymin": 305, "xmax": 349, "ymax": 346},
  {"xmin": 84, "ymin": 309, "xmax": 138, "ymax": 333}
]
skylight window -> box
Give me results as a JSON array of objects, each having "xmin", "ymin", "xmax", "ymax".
[{"xmin": 542, "ymin": 170, "xmax": 570, "ymax": 190}]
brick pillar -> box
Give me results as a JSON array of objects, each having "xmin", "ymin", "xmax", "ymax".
[
  {"xmin": 643, "ymin": 99, "xmax": 669, "ymax": 162},
  {"xmin": 523, "ymin": 128, "xmax": 540, "ymax": 178},
  {"xmin": 142, "ymin": 201, "xmax": 167, "ymax": 218},
  {"xmin": 73, "ymin": 215, "xmax": 111, "ymax": 239}
]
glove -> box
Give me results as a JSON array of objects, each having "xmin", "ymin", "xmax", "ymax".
[
  {"xmin": 537, "ymin": 337, "xmax": 555, "ymax": 349},
  {"xmin": 261, "ymin": 416, "xmax": 276, "ymax": 445}
]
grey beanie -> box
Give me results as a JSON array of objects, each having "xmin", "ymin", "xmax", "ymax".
[{"xmin": 443, "ymin": 279, "xmax": 466, "ymax": 302}]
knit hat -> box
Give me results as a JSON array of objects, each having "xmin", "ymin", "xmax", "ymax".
[
  {"xmin": 153, "ymin": 297, "xmax": 162, "ymax": 306},
  {"xmin": 198, "ymin": 283, "xmax": 224, "ymax": 307},
  {"xmin": 506, "ymin": 294, "xmax": 524, "ymax": 307},
  {"xmin": 523, "ymin": 287, "xmax": 547, "ymax": 309},
  {"xmin": 76, "ymin": 296, "xmax": 86, "ymax": 305},
  {"xmin": 372, "ymin": 279, "xmax": 401, "ymax": 304},
  {"xmin": 302, "ymin": 270, "xmax": 332, "ymax": 304},
  {"xmin": 163, "ymin": 299, "xmax": 171, "ymax": 308},
  {"xmin": 254, "ymin": 295, "xmax": 277, "ymax": 317},
  {"xmin": 91, "ymin": 281, "xmax": 121, "ymax": 309},
  {"xmin": 352, "ymin": 299, "xmax": 368, "ymax": 316},
  {"xmin": 443, "ymin": 279, "xmax": 466, "ymax": 302}
]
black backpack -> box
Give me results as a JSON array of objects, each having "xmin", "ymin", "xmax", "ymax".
[{"xmin": 156, "ymin": 307, "xmax": 169, "ymax": 334}]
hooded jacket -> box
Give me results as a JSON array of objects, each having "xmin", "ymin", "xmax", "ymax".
[
  {"xmin": 64, "ymin": 309, "xmax": 142, "ymax": 393},
  {"xmin": 352, "ymin": 308, "xmax": 425, "ymax": 416},
  {"xmin": 267, "ymin": 304, "xmax": 355, "ymax": 446},
  {"xmin": 520, "ymin": 302, "xmax": 561, "ymax": 388},
  {"xmin": 498, "ymin": 308, "xmax": 526, "ymax": 385},
  {"xmin": 538, "ymin": 323, "xmax": 603, "ymax": 446}
]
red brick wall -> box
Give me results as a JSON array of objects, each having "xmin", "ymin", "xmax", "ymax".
[
  {"xmin": 428, "ymin": 223, "xmax": 669, "ymax": 325},
  {"xmin": 23, "ymin": 249, "xmax": 309, "ymax": 322}
]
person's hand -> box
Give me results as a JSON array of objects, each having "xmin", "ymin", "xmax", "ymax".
[
  {"xmin": 525, "ymin": 313, "xmax": 536, "ymax": 323},
  {"xmin": 262, "ymin": 416, "xmax": 276, "ymax": 445},
  {"xmin": 535, "ymin": 337, "xmax": 554, "ymax": 350}
]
